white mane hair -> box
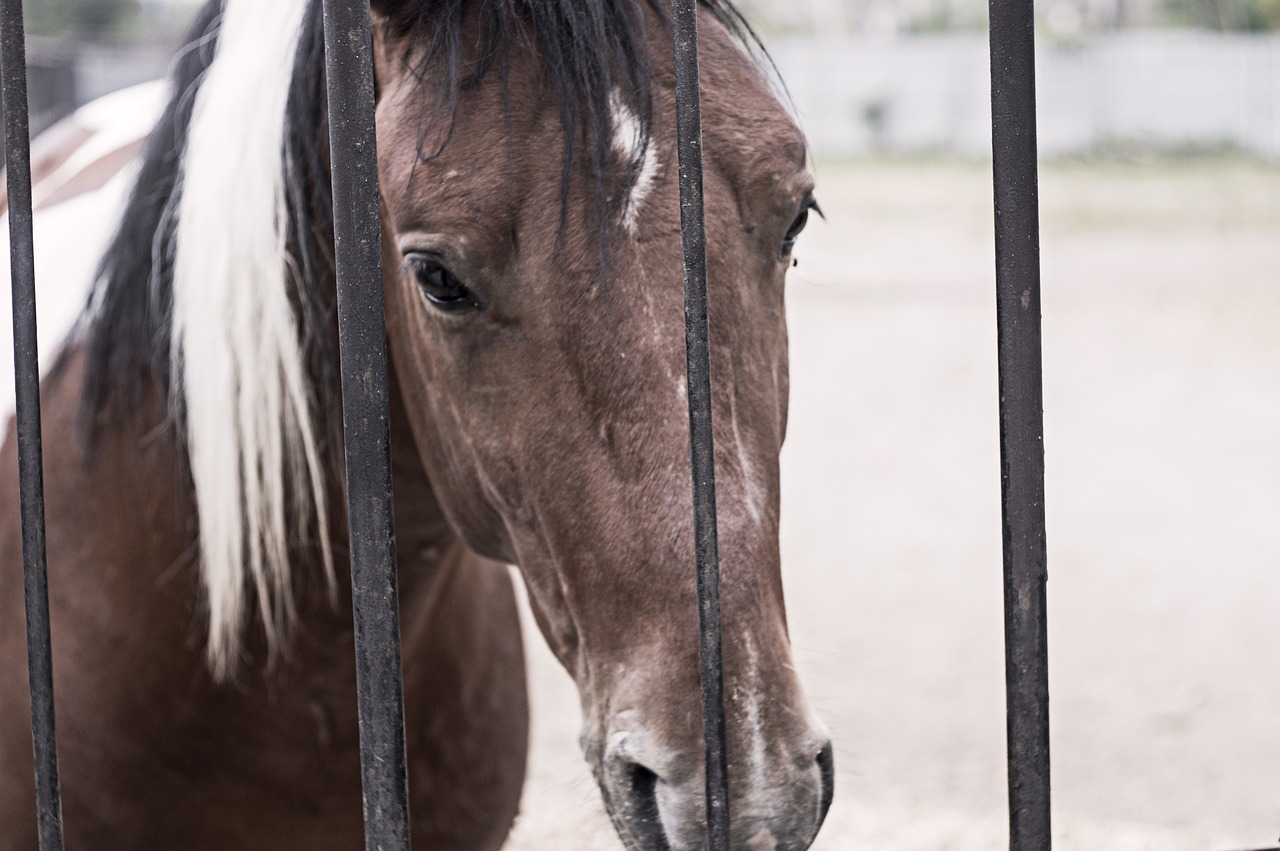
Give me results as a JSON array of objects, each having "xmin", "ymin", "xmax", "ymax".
[{"xmin": 172, "ymin": 0, "xmax": 333, "ymax": 679}]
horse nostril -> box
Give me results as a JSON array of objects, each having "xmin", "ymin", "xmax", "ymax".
[
  {"xmin": 609, "ymin": 758, "xmax": 670, "ymax": 851},
  {"xmin": 816, "ymin": 742, "xmax": 836, "ymax": 832}
]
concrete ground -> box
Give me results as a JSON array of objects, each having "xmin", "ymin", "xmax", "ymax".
[{"xmin": 504, "ymin": 159, "xmax": 1280, "ymax": 850}]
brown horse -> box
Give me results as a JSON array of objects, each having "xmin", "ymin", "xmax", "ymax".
[{"xmin": 0, "ymin": 1, "xmax": 830, "ymax": 848}]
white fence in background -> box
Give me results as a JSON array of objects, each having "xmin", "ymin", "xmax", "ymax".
[{"xmin": 771, "ymin": 31, "xmax": 1280, "ymax": 159}]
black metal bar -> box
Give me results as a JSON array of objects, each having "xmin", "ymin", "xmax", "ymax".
[
  {"xmin": 988, "ymin": 1, "xmax": 1051, "ymax": 850},
  {"xmin": 320, "ymin": 2, "xmax": 412, "ymax": 850},
  {"xmin": 669, "ymin": 2, "xmax": 730, "ymax": 849},
  {"xmin": 0, "ymin": 1, "xmax": 64, "ymax": 848}
]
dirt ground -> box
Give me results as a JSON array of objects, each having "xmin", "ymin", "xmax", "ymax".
[{"xmin": 503, "ymin": 159, "xmax": 1280, "ymax": 850}]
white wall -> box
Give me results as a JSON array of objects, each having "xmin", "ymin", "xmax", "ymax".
[{"xmin": 771, "ymin": 31, "xmax": 1280, "ymax": 158}]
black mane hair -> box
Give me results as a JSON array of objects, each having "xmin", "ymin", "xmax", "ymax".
[
  {"xmin": 371, "ymin": 0, "xmax": 757, "ymax": 228},
  {"xmin": 81, "ymin": 0, "xmax": 760, "ymax": 448},
  {"xmin": 80, "ymin": 1, "xmax": 223, "ymax": 433}
]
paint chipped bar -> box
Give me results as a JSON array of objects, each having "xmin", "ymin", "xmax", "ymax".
[
  {"xmin": 320, "ymin": 1, "xmax": 413, "ymax": 849},
  {"xmin": 0, "ymin": 0, "xmax": 66, "ymax": 847},
  {"xmin": 669, "ymin": 1, "xmax": 731, "ymax": 849},
  {"xmin": 987, "ymin": 0, "xmax": 1052, "ymax": 849}
]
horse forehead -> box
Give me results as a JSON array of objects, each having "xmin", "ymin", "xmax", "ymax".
[
  {"xmin": 694, "ymin": 13, "xmax": 805, "ymax": 150},
  {"xmin": 700, "ymin": 77, "xmax": 806, "ymax": 180},
  {"xmin": 371, "ymin": 12, "xmax": 806, "ymax": 239}
]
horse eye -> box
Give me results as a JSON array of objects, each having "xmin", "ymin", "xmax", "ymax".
[
  {"xmin": 780, "ymin": 197, "xmax": 820, "ymax": 259},
  {"xmin": 407, "ymin": 253, "xmax": 479, "ymax": 312}
]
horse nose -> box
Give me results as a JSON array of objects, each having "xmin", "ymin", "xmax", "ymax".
[
  {"xmin": 726, "ymin": 741, "xmax": 835, "ymax": 851},
  {"xmin": 603, "ymin": 734, "xmax": 836, "ymax": 851},
  {"xmin": 604, "ymin": 748, "xmax": 669, "ymax": 850},
  {"xmin": 816, "ymin": 741, "xmax": 836, "ymax": 833}
]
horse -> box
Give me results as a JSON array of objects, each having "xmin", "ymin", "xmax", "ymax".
[{"xmin": 0, "ymin": 1, "xmax": 831, "ymax": 848}]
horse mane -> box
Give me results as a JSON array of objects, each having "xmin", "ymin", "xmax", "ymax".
[{"xmin": 80, "ymin": 0, "xmax": 757, "ymax": 679}]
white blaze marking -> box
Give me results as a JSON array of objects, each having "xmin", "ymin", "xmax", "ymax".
[
  {"xmin": 610, "ymin": 90, "xmax": 659, "ymax": 236},
  {"xmin": 731, "ymin": 404, "xmax": 766, "ymax": 526},
  {"xmin": 743, "ymin": 635, "xmax": 769, "ymax": 803}
]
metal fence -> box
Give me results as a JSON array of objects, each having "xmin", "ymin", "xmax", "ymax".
[{"xmin": 2, "ymin": 2, "xmax": 1051, "ymax": 851}]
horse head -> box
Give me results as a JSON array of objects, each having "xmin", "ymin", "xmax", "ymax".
[{"xmin": 369, "ymin": 3, "xmax": 831, "ymax": 848}]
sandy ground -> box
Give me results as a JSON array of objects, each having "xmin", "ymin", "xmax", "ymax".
[{"xmin": 503, "ymin": 159, "xmax": 1280, "ymax": 850}]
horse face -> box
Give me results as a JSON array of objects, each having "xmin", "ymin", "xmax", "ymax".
[{"xmin": 373, "ymin": 10, "xmax": 831, "ymax": 849}]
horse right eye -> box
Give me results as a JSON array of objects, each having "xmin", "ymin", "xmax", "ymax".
[
  {"xmin": 407, "ymin": 253, "xmax": 481, "ymax": 312},
  {"xmin": 780, "ymin": 197, "xmax": 820, "ymax": 259}
]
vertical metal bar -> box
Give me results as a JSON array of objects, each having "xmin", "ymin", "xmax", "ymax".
[
  {"xmin": 669, "ymin": 2, "xmax": 730, "ymax": 849},
  {"xmin": 320, "ymin": 3, "xmax": 412, "ymax": 850},
  {"xmin": 987, "ymin": 1, "xmax": 1051, "ymax": 850},
  {"xmin": 0, "ymin": 1, "xmax": 64, "ymax": 849}
]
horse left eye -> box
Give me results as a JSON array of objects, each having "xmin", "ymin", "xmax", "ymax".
[
  {"xmin": 407, "ymin": 253, "xmax": 479, "ymax": 312},
  {"xmin": 780, "ymin": 197, "xmax": 820, "ymax": 259}
]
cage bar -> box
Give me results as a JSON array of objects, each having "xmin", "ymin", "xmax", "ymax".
[
  {"xmin": 987, "ymin": 1, "xmax": 1052, "ymax": 849},
  {"xmin": 319, "ymin": 2, "xmax": 413, "ymax": 849},
  {"xmin": 669, "ymin": 2, "xmax": 731, "ymax": 849},
  {"xmin": 0, "ymin": 1, "xmax": 65, "ymax": 848}
]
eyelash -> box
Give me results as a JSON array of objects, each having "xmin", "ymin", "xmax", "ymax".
[{"xmin": 780, "ymin": 197, "xmax": 820, "ymax": 259}]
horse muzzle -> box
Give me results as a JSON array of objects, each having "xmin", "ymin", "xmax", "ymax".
[{"xmin": 601, "ymin": 729, "xmax": 835, "ymax": 851}]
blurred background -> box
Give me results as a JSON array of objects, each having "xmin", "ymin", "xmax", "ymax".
[
  {"xmin": 23, "ymin": 0, "xmax": 1280, "ymax": 159},
  {"xmin": 18, "ymin": 0, "xmax": 1280, "ymax": 849}
]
